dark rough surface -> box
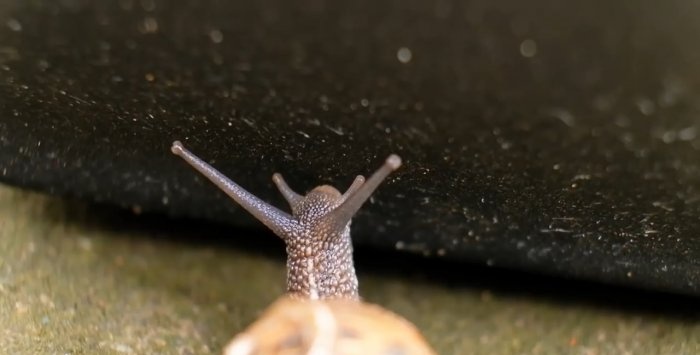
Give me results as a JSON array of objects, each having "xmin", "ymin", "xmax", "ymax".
[{"xmin": 0, "ymin": 0, "xmax": 699, "ymax": 295}]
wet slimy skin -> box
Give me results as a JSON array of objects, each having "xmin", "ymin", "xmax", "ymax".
[{"xmin": 171, "ymin": 141, "xmax": 401, "ymax": 300}]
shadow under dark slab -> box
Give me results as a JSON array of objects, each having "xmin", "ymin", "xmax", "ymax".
[{"xmin": 33, "ymin": 183, "xmax": 700, "ymax": 322}]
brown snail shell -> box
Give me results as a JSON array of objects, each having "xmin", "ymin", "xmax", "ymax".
[{"xmin": 224, "ymin": 296, "xmax": 437, "ymax": 355}]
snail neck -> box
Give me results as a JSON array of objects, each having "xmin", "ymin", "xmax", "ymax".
[{"xmin": 285, "ymin": 225, "xmax": 359, "ymax": 300}]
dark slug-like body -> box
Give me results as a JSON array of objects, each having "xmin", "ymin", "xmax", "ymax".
[
  {"xmin": 171, "ymin": 141, "xmax": 435, "ymax": 355},
  {"xmin": 171, "ymin": 141, "xmax": 399, "ymax": 300}
]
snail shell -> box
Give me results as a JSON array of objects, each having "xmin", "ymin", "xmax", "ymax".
[{"xmin": 224, "ymin": 296, "xmax": 437, "ymax": 355}]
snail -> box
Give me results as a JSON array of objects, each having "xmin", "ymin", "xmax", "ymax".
[{"xmin": 171, "ymin": 141, "xmax": 436, "ymax": 355}]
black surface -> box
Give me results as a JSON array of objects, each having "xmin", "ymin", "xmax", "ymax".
[{"xmin": 1, "ymin": 0, "xmax": 699, "ymax": 295}]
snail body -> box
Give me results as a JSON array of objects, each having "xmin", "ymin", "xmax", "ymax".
[{"xmin": 171, "ymin": 141, "xmax": 436, "ymax": 355}]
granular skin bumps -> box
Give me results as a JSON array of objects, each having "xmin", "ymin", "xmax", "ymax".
[{"xmin": 171, "ymin": 142, "xmax": 436, "ymax": 354}]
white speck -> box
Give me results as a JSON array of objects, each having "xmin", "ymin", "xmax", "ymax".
[
  {"xmin": 296, "ymin": 130, "xmax": 310, "ymax": 138},
  {"xmin": 661, "ymin": 130, "xmax": 677, "ymax": 143},
  {"xmin": 519, "ymin": 39, "xmax": 537, "ymax": 58},
  {"xmin": 397, "ymin": 47, "xmax": 412, "ymax": 63},
  {"xmin": 360, "ymin": 98, "xmax": 369, "ymax": 107},
  {"xmin": 325, "ymin": 125, "xmax": 344, "ymax": 136},
  {"xmin": 140, "ymin": 17, "xmax": 158, "ymax": 33},
  {"xmin": 161, "ymin": 196, "xmax": 169, "ymax": 205},
  {"xmin": 395, "ymin": 241, "xmax": 405, "ymax": 250},
  {"xmin": 241, "ymin": 118, "xmax": 255, "ymax": 127},
  {"xmin": 545, "ymin": 108, "xmax": 575, "ymax": 127},
  {"xmin": 78, "ymin": 237, "xmax": 93, "ymax": 251},
  {"xmin": 540, "ymin": 228, "xmax": 573, "ymax": 233},
  {"xmin": 6, "ymin": 19, "xmax": 22, "ymax": 32},
  {"xmin": 15, "ymin": 301, "xmax": 29, "ymax": 314},
  {"xmin": 678, "ymin": 126, "xmax": 697, "ymax": 141},
  {"xmin": 209, "ymin": 29, "xmax": 223, "ymax": 43},
  {"xmin": 636, "ymin": 97, "xmax": 655, "ymax": 115},
  {"xmin": 499, "ymin": 139, "xmax": 512, "ymax": 150},
  {"xmin": 112, "ymin": 344, "xmax": 133, "ymax": 353},
  {"xmin": 652, "ymin": 201, "xmax": 674, "ymax": 212},
  {"xmin": 486, "ymin": 259, "xmax": 495, "ymax": 266}
]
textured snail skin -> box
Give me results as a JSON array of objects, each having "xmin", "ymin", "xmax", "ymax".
[
  {"xmin": 171, "ymin": 142, "xmax": 437, "ymax": 354},
  {"xmin": 171, "ymin": 141, "xmax": 401, "ymax": 300}
]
